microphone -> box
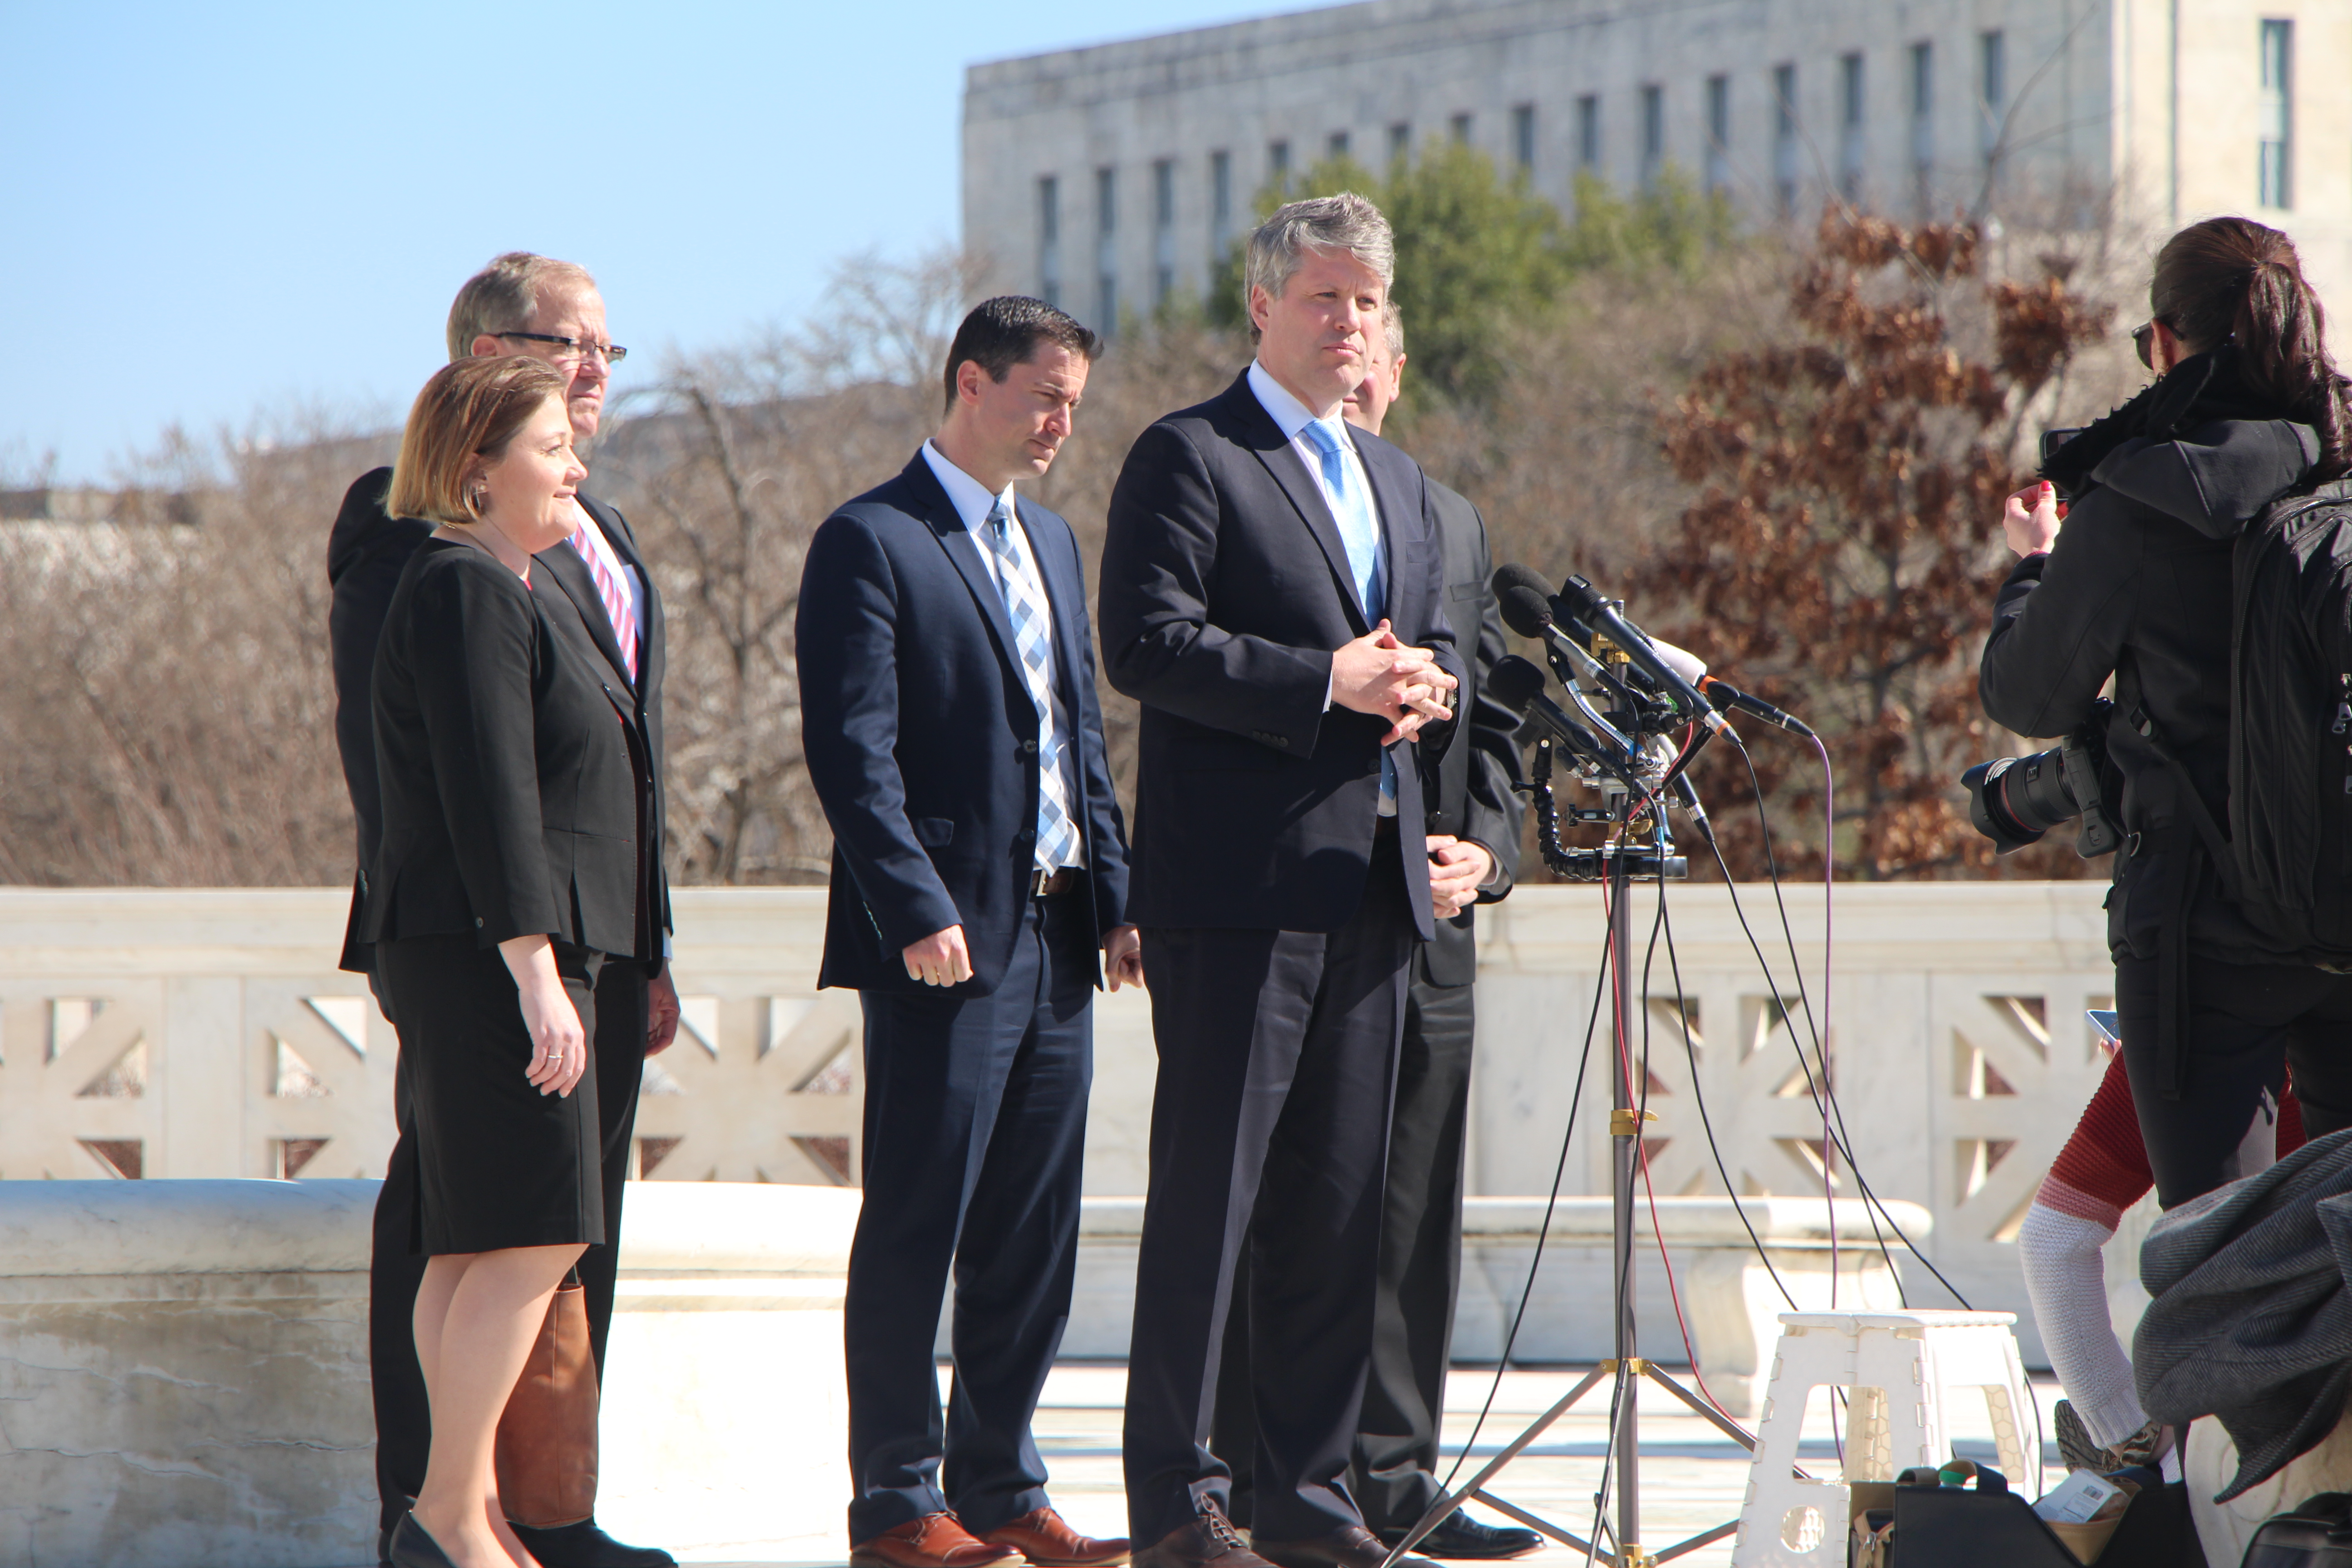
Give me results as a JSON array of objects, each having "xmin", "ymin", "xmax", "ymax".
[
  {"xmin": 1486, "ymin": 656, "xmax": 1629, "ymax": 779},
  {"xmin": 1552, "ymin": 575, "xmax": 1729, "ymax": 735},
  {"xmin": 1494, "ymin": 582, "xmax": 1557, "ymax": 642},
  {"xmin": 1700, "ymin": 677, "xmax": 1817, "ymax": 740}
]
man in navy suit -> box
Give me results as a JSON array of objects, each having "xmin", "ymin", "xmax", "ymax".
[
  {"xmin": 798, "ymin": 297, "xmax": 1140, "ymax": 1568},
  {"xmin": 1098, "ymin": 195, "xmax": 1460, "ymax": 1568}
]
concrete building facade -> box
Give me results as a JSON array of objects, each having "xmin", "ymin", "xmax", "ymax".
[{"xmin": 962, "ymin": 0, "xmax": 2352, "ymax": 327}]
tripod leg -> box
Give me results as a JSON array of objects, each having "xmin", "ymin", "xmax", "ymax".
[{"xmin": 1377, "ymin": 1366, "xmax": 1612, "ymax": 1568}]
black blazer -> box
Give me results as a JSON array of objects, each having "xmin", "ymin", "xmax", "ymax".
[
  {"xmin": 1098, "ymin": 370, "xmax": 1460, "ymax": 938},
  {"xmin": 1419, "ymin": 476, "xmax": 1524, "ymax": 987},
  {"xmin": 796, "ymin": 453, "xmax": 1132, "ymax": 995},
  {"xmin": 328, "ymin": 469, "xmax": 672, "ymax": 973},
  {"xmin": 328, "ymin": 470, "xmax": 432, "ymax": 970},
  {"xmin": 361, "ymin": 538, "xmax": 652, "ymax": 960},
  {"xmin": 534, "ymin": 492, "xmax": 673, "ymax": 947}
]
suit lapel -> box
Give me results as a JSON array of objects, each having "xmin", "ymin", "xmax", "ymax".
[
  {"xmin": 903, "ymin": 456, "xmax": 1025, "ymax": 683},
  {"xmin": 535, "ymin": 538, "xmax": 635, "ymax": 691},
  {"xmin": 1356, "ymin": 436, "xmax": 1417, "ymax": 625},
  {"xmin": 1226, "ymin": 376, "xmax": 1372, "ymax": 637},
  {"xmin": 579, "ymin": 491, "xmax": 657, "ymax": 691}
]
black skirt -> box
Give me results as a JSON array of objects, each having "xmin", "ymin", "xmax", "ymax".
[{"xmin": 376, "ymin": 934, "xmax": 607, "ymax": 1256}]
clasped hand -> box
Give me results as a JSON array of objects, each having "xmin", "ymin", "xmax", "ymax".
[{"xmin": 1332, "ymin": 620, "xmax": 1456, "ymax": 744}]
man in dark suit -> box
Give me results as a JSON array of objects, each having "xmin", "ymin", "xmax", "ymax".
[
  {"xmin": 329, "ymin": 251, "xmax": 677, "ymax": 1568},
  {"xmin": 796, "ymin": 297, "xmax": 1139, "ymax": 1568},
  {"xmin": 1209, "ymin": 305, "xmax": 1537, "ymax": 1560},
  {"xmin": 1097, "ymin": 194, "xmax": 1462, "ymax": 1568}
]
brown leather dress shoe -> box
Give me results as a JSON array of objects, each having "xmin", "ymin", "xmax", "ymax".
[
  {"xmin": 1129, "ymin": 1504, "xmax": 1276, "ymax": 1568},
  {"xmin": 1253, "ymin": 1524, "xmax": 1439, "ymax": 1568},
  {"xmin": 985, "ymin": 1508, "xmax": 1131, "ymax": 1567},
  {"xmin": 852, "ymin": 1512, "xmax": 1027, "ymax": 1568}
]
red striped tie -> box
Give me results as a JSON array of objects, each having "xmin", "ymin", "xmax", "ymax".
[{"xmin": 569, "ymin": 524, "xmax": 639, "ymax": 683}]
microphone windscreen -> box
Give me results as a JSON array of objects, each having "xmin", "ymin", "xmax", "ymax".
[
  {"xmin": 1486, "ymin": 654, "xmax": 1548, "ymax": 715},
  {"xmin": 1491, "ymin": 563, "xmax": 1553, "ymax": 600},
  {"xmin": 1496, "ymin": 586, "xmax": 1556, "ymax": 640}
]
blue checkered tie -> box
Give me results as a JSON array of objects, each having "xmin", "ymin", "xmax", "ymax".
[
  {"xmin": 982, "ymin": 499, "xmax": 1079, "ymax": 871},
  {"xmin": 1302, "ymin": 420, "xmax": 1396, "ymax": 813}
]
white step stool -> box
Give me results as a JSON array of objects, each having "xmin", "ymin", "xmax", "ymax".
[{"xmin": 1729, "ymin": 1311, "xmax": 2042, "ymax": 1567}]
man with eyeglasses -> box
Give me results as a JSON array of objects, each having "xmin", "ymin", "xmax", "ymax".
[{"xmin": 328, "ymin": 251, "xmax": 678, "ymax": 1568}]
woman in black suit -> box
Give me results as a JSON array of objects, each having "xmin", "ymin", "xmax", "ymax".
[{"xmin": 363, "ymin": 355, "xmax": 652, "ymax": 1568}]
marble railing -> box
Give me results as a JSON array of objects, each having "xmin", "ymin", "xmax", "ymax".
[{"xmin": 0, "ymin": 881, "xmax": 2123, "ymax": 1360}]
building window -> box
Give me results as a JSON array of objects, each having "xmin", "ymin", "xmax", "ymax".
[
  {"xmin": 1268, "ymin": 139, "xmax": 1290, "ymax": 194},
  {"xmin": 1978, "ymin": 30, "xmax": 2005, "ymax": 162},
  {"xmin": 1152, "ymin": 158, "xmax": 1176, "ymax": 307},
  {"xmin": 1095, "ymin": 166, "xmax": 1117, "ymax": 335},
  {"xmin": 2259, "ymin": 18, "xmax": 2293, "ymax": 209},
  {"xmin": 1512, "ymin": 103, "xmax": 1535, "ymax": 172},
  {"xmin": 1388, "ymin": 121, "xmax": 1411, "ymax": 165},
  {"xmin": 1640, "ymin": 84, "xmax": 1663, "ymax": 191},
  {"xmin": 1450, "ymin": 112, "xmax": 1473, "ymax": 144},
  {"xmin": 1327, "ymin": 130, "xmax": 1350, "ymax": 162},
  {"xmin": 1773, "ymin": 63, "xmax": 1798, "ymax": 215},
  {"xmin": 1910, "ymin": 41, "xmax": 1934, "ymax": 213},
  {"xmin": 1577, "ymin": 94, "xmax": 1601, "ymax": 172},
  {"xmin": 1705, "ymin": 74, "xmax": 1730, "ymax": 193},
  {"xmin": 1210, "ymin": 150, "xmax": 1232, "ymax": 262},
  {"xmin": 1038, "ymin": 175, "xmax": 1060, "ymax": 307},
  {"xmin": 1838, "ymin": 51, "xmax": 1865, "ymax": 202}
]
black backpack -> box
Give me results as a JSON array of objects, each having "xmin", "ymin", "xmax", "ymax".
[
  {"xmin": 2244, "ymin": 1492, "xmax": 2352, "ymax": 1566},
  {"xmin": 2225, "ymin": 479, "xmax": 2352, "ymax": 964}
]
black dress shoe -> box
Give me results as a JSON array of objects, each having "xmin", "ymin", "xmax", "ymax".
[
  {"xmin": 1377, "ymin": 1511, "xmax": 1543, "ymax": 1561},
  {"xmin": 1254, "ymin": 1523, "xmax": 1438, "ymax": 1568},
  {"xmin": 511, "ymin": 1518, "xmax": 679, "ymax": 1568},
  {"xmin": 386, "ymin": 1513, "xmax": 460, "ymax": 1568}
]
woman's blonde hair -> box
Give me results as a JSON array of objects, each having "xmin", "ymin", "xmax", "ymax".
[{"xmin": 386, "ymin": 357, "xmax": 568, "ymax": 525}]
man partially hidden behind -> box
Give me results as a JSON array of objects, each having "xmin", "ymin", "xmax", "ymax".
[
  {"xmin": 1209, "ymin": 304, "xmax": 1536, "ymax": 1560},
  {"xmin": 328, "ymin": 251, "xmax": 678, "ymax": 1568},
  {"xmin": 796, "ymin": 297, "xmax": 1140, "ymax": 1568},
  {"xmin": 1098, "ymin": 194, "xmax": 1462, "ymax": 1568}
]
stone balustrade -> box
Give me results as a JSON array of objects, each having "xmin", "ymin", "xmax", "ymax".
[{"xmin": 0, "ymin": 880, "xmax": 2131, "ymax": 1366}]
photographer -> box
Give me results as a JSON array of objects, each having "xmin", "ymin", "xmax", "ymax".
[{"xmin": 1979, "ymin": 216, "xmax": 2352, "ymax": 1210}]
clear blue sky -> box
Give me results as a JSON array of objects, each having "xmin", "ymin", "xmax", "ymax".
[{"xmin": 0, "ymin": 1, "xmax": 1273, "ymax": 484}]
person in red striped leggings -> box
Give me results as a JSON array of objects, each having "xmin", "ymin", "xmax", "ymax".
[{"xmin": 2019, "ymin": 1048, "xmax": 2303, "ymax": 1475}]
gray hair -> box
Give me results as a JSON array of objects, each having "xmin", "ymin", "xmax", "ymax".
[
  {"xmin": 445, "ymin": 252, "xmax": 598, "ymax": 363},
  {"xmin": 1243, "ymin": 193, "xmax": 1395, "ymax": 321},
  {"xmin": 1380, "ymin": 299, "xmax": 1406, "ymax": 362}
]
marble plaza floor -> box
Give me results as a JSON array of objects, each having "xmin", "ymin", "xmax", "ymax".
[{"xmin": 673, "ymin": 1362, "xmax": 2066, "ymax": 1568}]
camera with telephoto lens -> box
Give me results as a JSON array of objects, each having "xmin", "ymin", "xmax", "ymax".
[{"xmin": 1960, "ymin": 699, "xmax": 2122, "ymax": 858}]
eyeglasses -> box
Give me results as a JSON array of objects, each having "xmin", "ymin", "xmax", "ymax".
[
  {"xmin": 2132, "ymin": 318, "xmax": 2163, "ymax": 370},
  {"xmin": 495, "ymin": 331, "xmax": 628, "ymax": 367}
]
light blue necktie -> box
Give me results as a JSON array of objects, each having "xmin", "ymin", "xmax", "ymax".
[
  {"xmin": 980, "ymin": 499, "xmax": 1080, "ymax": 871},
  {"xmin": 1303, "ymin": 418, "xmax": 1386, "ymax": 620},
  {"xmin": 1301, "ymin": 419, "xmax": 1396, "ymax": 813}
]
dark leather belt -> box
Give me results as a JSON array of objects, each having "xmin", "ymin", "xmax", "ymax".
[{"xmin": 1029, "ymin": 867, "xmax": 1078, "ymax": 898}]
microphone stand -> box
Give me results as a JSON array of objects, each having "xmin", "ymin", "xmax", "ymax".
[{"xmin": 1381, "ymin": 703, "xmax": 1757, "ymax": 1568}]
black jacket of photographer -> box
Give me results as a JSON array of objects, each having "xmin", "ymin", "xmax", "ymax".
[{"xmin": 1980, "ymin": 347, "xmax": 2319, "ymax": 968}]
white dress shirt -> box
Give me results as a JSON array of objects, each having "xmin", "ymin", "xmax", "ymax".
[{"xmin": 920, "ymin": 441, "xmax": 1084, "ymax": 868}]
